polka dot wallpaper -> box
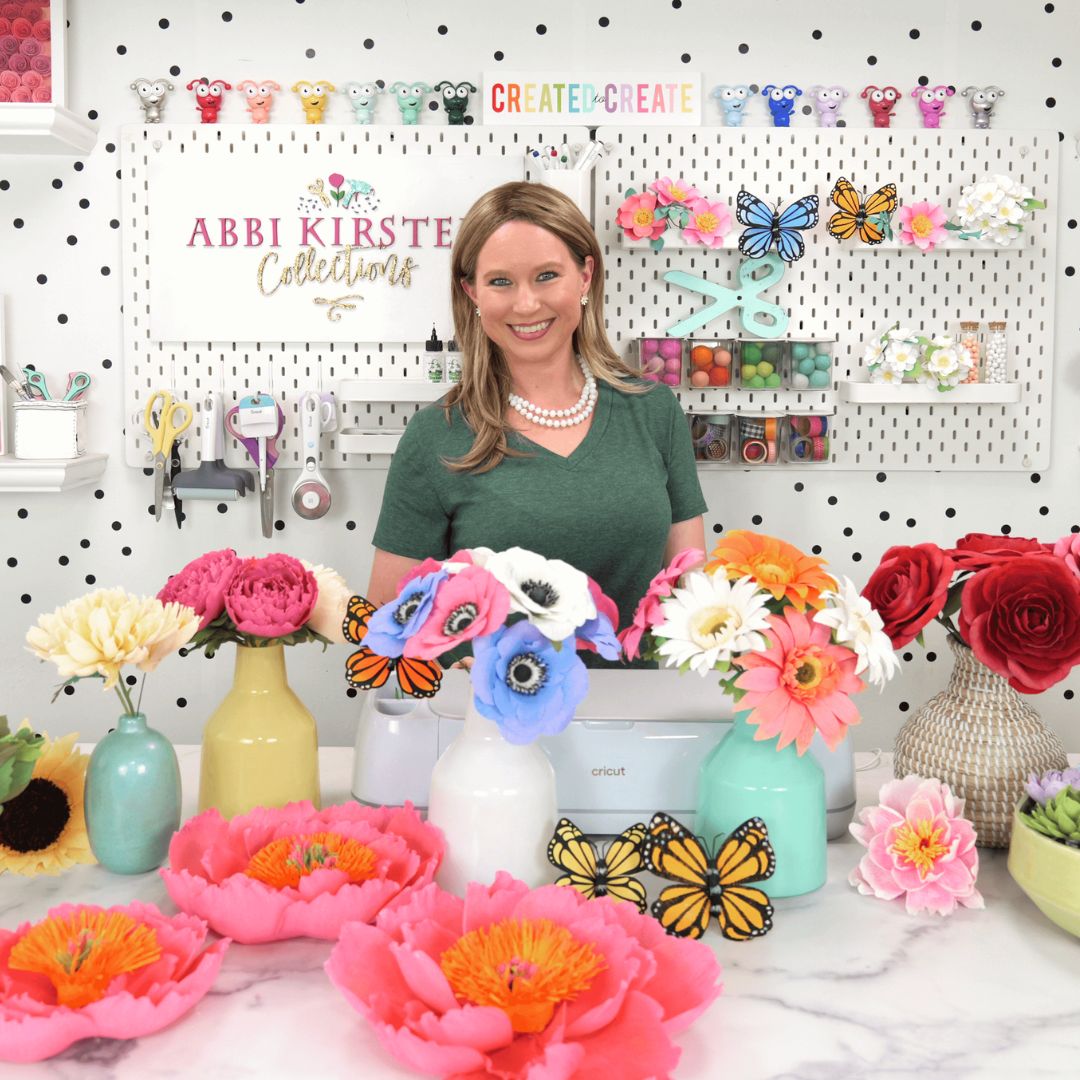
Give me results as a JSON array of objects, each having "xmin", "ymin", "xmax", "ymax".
[{"xmin": 0, "ymin": 0, "xmax": 1077, "ymax": 750}]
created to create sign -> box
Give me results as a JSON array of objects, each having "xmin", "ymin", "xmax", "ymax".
[{"xmin": 147, "ymin": 153, "xmax": 521, "ymax": 343}]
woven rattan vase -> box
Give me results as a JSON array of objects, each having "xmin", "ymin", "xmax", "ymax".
[{"xmin": 893, "ymin": 638, "xmax": 1068, "ymax": 848}]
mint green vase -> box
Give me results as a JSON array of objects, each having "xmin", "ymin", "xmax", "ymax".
[
  {"xmin": 696, "ymin": 710, "xmax": 826, "ymax": 897},
  {"xmin": 84, "ymin": 714, "xmax": 181, "ymax": 874}
]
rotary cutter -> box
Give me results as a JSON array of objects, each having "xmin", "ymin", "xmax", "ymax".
[{"xmin": 291, "ymin": 390, "xmax": 332, "ymax": 519}]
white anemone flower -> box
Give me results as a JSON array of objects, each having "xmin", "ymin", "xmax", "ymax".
[
  {"xmin": 814, "ymin": 576, "xmax": 901, "ymax": 690},
  {"xmin": 883, "ymin": 340, "xmax": 920, "ymax": 373},
  {"xmin": 652, "ymin": 572, "xmax": 772, "ymax": 676},
  {"xmin": 484, "ymin": 546, "xmax": 595, "ymax": 641}
]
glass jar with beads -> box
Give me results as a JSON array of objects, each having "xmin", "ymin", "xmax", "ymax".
[
  {"xmin": 738, "ymin": 340, "xmax": 786, "ymax": 390},
  {"xmin": 983, "ymin": 322, "xmax": 1009, "ymax": 384},
  {"xmin": 635, "ymin": 337, "xmax": 684, "ymax": 387},
  {"xmin": 786, "ymin": 340, "xmax": 834, "ymax": 391},
  {"xmin": 957, "ymin": 321, "xmax": 982, "ymax": 384}
]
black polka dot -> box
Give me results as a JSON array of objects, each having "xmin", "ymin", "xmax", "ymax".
[
  {"xmin": 875, "ymin": 471, "xmax": 886, "ymax": 482},
  {"xmin": 102, "ymin": 358, "xmax": 113, "ymax": 369},
  {"xmin": 945, "ymin": 507, "xmax": 956, "ymax": 518},
  {"xmin": 109, "ymin": 218, "xmax": 119, "ymax": 230},
  {"xmin": 12, "ymin": 218, "xmax": 23, "ymax": 228},
  {"xmin": 793, "ymin": 482, "xmax": 804, "ymax": 492},
  {"xmin": 111, "ymin": 520, "xmax": 122, "ymax": 531},
  {"xmin": 58, "ymin": 555, "xmax": 69, "ymax": 565},
  {"xmin": 116, "ymin": 44, "xmax": 127, "ymax": 55},
  {"xmin": 903, "ymin": 652, "xmax": 913, "ymax": 662},
  {"xmin": 493, "ymin": 50, "xmax": 504, "ymax": 61},
  {"xmin": 1045, "ymin": 3, "xmax": 1055, "ymax": 11},
  {"xmin": 221, "ymin": 11, "xmax": 233, "ymax": 22},
  {"xmin": 906, "ymin": 518, "xmax": 916, "ymax": 527},
  {"xmin": 87, "ymin": 109, "xmax": 98, "ymax": 120},
  {"xmin": 1039, "ymin": 505, "xmax": 1050, "ymax": 515},
  {"xmin": 36, "ymin": 273, "xmax": 46, "ymax": 284},
  {"xmin": 536, "ymin": 24, "xmax": 547, "ymax": 34},
  {"xmin": 122, "ymin": 546, "xmax": 132, "ymax": 556},
  {"xmin": 1066, "ymin": 266, "xmax": 1075, "ymax": 276},
  {"xmin": 899, "ymin": 701, "xmax": 910, "ymax": 712},
  {"xmin": 1031, "ymin": 472, "xmax": 1042, "ymax": 483},
  {"xmin": 801, "ymin": 104, "xmax": 812, "ymax": 114},
  {"xmin": 177, "ymin": 697, "xmax": 187, "ymax": 708},
  {"xmin": 93, "ymin": 489, "xmax": 104, "ymax": 499},
  {"xmin": 971, "ymin": 19, "xmax": 982, "ymax": 30},
  {"xmin": 217, "ymin": 503, "xmax": 228, "ymax": 513},
  {"xmin": 159, "ymin": 18, "xmax": 169, "ymax": 29},
  {"xmin": 751, "ymin": 514, "xmax": 763, "ymax": 525},
  {"xmin": 51, "ymin": 178, "xmax": 62, "ymax": 189},
  {"xmin": 80, "ymin": 538, "xmax": 90, "ymax": 548},
  {"xmin": 63, "ymin": 684, "xmax": 75, "ymax": 696},
  {"xmin": 85, "ymin": 574, "xmax": 95, "ymax": 585},
  {"xmin": 827, "ymin": 495, "xmax": 838, "ymax": 505},
  {"xmin": 126, "ymin": 675, "xmax": 137, "ymax": 687},
  {"xmin": 909, "ymin": 28, "xmax": 920, "ymax": 39},
  {"xmin": 20, "ymin": 594, "xmax": 31, "ymax": 604},
  {"xmin": 363, "ymin": 38, "xmax": 374, "ymax": 48},
  {"xmin": 1065, "ymin": 689, "xmax": 1075, "ymax": 700},
  {"xmin": 78, "ymin": 198, "xmax": 89, "ymax": 209},
  {"xmin": 598, "ymin": 17, "xmax": 609, "ymax": 27},
  {"xmin": 812, "ymin": 29, "xmax": 822, "ymax": 39},
  {"xmin": 66, "ymin": 235, "xmax": 77, "ymax": 245},
  {"xmin": 346, "ymin": 520, "xmax": 357, "ymax": 531},
  {"xmin": 57, "ymin": 313, "xmax": 67, "ymax": 324},
  {"xmin": 169, "ymin": 64, "xmax": 181, "ymax": 77},
  {"xmin": 867, "ymin": 55, "xmax": 877, "ymax": 65},
  {"xmin": 917, "ymin": 74, "xmax": 929, "ymax": 86},
  {"xmin": 105, "ymin": 142, "xmax": 116, "ymax": 154},
  {"xmin": 0, "ymin": 180, "xmax": 8, "ymax": 190},
  {"xmin": 1001, "ymin": 524, "xmax": 1012, "ymax": 534},
  {"xmin": 681, "ymin": 53, "xmax": 691, "ymax": 63},
  {"xmin": 274, "ymin": 519, "xmax": 285, "ymax": 531},
  {"xmin": 101, "ymin": 266, "xmax": 111, "ymax": 276},
  {"xmin": 879, "ymin": 511, "xmax": 890, "ymax": 521},
  {"xmin": 1052, "ymin": 57, "xmax": 1062, "ymax": 67},
  {"xmin": 304, "ymin": 47, "xmax": 315, "ymax": 58},
  {"xmin": 738, "ymin": 43, "xmax": 749, "ymax": 54},
  {"xmin": 17, "ymin": 508, "xmax": 28, "ymax": 519},
  {"xmin": 852, "ymin": 552, "xmax": 862, "ymax": 562},
  {"xmin": 346, "ymin": 687, "xmax": 358, "ymax": 698},
  {"xmin": 427, "ymin": 101, "xmax": 439, "ymax": 111},
  {"xmin": 811, "ymin": 545, "xmax": 822, "ymax": 555},
  {"xmin": 437, "ymin": 23, "xmax": 448, "ymax": 34},
  {"xmin": 1046, "ymin": 97, "xmax": 1057, "ymax": 108},
  {"xmin": 672, "ymin": 0, "xmax": 681, "ymax": 7},
  {"xmin": 926, "ymin": 651, "xmax": 937, "ymax": 663},
  {"xmin": 843, "ymin": 527, "xmax": 853, "ymax": 537},
  {"xmin": 5, "ymin": 557, "xmax": 15, "ymax": 567}
]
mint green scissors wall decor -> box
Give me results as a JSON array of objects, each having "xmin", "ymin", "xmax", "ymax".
[{"xmin": 663, "ymin": 254, "xmax": 789, "ymax": 339}]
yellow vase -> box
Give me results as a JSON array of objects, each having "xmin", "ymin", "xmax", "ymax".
[{"xmin": 198, "ymin": 644, "xmax": 321, "ymax": 818}]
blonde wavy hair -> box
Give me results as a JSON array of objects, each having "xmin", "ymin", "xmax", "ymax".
[{"xmin": 444, "ymin": 181, "xmax": 643, "ymax": 473}]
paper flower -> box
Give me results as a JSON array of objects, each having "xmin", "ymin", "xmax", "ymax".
[
  {"xmin": 301, "ymin": 561, "xmax": 354, "ymax": 645},
  {"xmin": 0, "ymin": 901, "xmax": 228, "ymax": 1063},
  {"xmin": 949, "ymin": 532, "xmax": 1050, "ymax": 572},
  {"xmin": 575, "ymin": 576, "xmax": 622, "ymax": 661},
  {"xmin": 472, "ymin": 620, "xmax": 589, "ymax": 744},
  {"xmin": 325, "ymin": 873, "xmax": 722, "ymax": 1078},
  {"xmin": 158, "ymin": 548, "xmax": 239, "ymax": 630},
  {"xmin": 898, "ymin": 200, "xmax": 948, "ymax": 251},
  {"xmin": 881, "ymin": 338, "xmax": 920, "ymax": 373},
  {"xmin": 160, "ymin": 801, "xmax": 444, "ymax": 943},
  {"xmin": 860, "ymin": 543, "xmax": 955, "ymax": 649},
  {"xmin": 363, "ymin": 569, "xmax": 449, "ymax": 658},
  {"xmin": 1052, "ymin": 533, "xmax": 1080, "ymax": 580},
  {"xmin": 223, "ymin": 554, "xmax": 318, "ymax": 638},
  {"xmin": 397, "ymin": 547, "xmax": 481, "ymax": 591},
  {"xmin": 1026, "ymin": 767, "xmax": 1080, "ymax": 805},
  {"xmin": 849, "ymin": 776, "xmax": 983, "ymax": 916},
  {"xmin": 403, "ymin": 565, "xmax": 511, "ymax": 659},
  {"xmin": 650, "ymin": 176, "xmax": 702, "ymax": 206},
  {"xmin": 681, "ymin": 197, "xmax": 732, "ymax": 248},
  {"xmin": 485, "ymin": 547, "xmax": 595, "ymax": 642},
  {"xmin": 616, "ymin": 191, "xmax": 666, "ymax": 242},
  {"xmin": 652, "ymin": 571, "xmax": 772, "ymax": 675},
  {"xmin": 734, "ymin": 609, "xmax": 863, "ymax": 754},
  {"xmin": 0, "ymin": 717, "xmax": 44, "ymax": 810},
  {"xmin": 619, "ymin": 547, "xmax": 706, "ymax": 662},
  {"xmin": 0, "ymin": 731, "xmax": 94, "ymax": 876},
  {"xmin": 814, "ymin": 576, "xmax": 900, "ymax": 690}
]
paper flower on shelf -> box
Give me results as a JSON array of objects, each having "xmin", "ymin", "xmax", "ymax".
[
  {"xmin": 615, "ymin": 190, "xmax": 666, "ymax": 243},
  {"xmin": 0, "ymin": 901, "xmax": 228, "ymax": 1063},
  {"xmin": 681, "ymin": 196, "xmax": 733, "ymax": 248},
  {"xmin": 616, "ymin": 179, "xmax": 730, "ymax": 251},
  {"xmin": 160, "ymin": 800, "xmax": 444, "ymax": 943},
  {"xmin": 861, "ymin": 323, "xmax": 974, "ymax": 393},
  {"xmin": 325, "ymin": 873, "xmax": 722, "ymax": 1078},
  {"xmin": 897, "ymin": 200, "xmax": 948, "ymax": 252},
  {"xmin": 849, "ymin": 776, "xmax": 984, "ymax": 916},
  {"xmin": 949, "ymin": 173, "xmax": 1045, "ymax": 246},
  {"xmin": 650, "ymin": 176, "xmax": 702, "ymax": 207}
]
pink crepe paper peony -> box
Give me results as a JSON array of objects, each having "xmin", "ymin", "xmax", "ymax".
[
  {"xmin": 30, "ymin": 83, "xmax": 49, "ymax": 101},
  {"xmin": 161, "ymin": 800, "xmax": 444, "ymax": 943},
  {"xmin": 649, "ymin": 176, "xmax": 702, "ymax": 207},
  {"xmin": 223, "ymin": 553, "xmax": 317, "ymax": 637},
  {"xmin": 0, "ymin": 901, "xmax": 228, "ymax": 1064},
  {"xmin": 681, "ymin": 196, "xmax": 733, "ymax": 248},
  {"xmin": 619, "ymin": 547, "xmax": 705, "ymax": 661},
  {"xmin": 325, "ymin": 872, "xmax": 722, "ymax": 1078},
  {"xmin": 616, "ymin": 191, "xmax": 666, "ymax": 242},
  {"xmin": 849, "ymin": 775, "xmax": 984, "ymax": 916},
  {"xmin": 404, "ymin": 565, "xmax": 511, "ymax": 659},
  {"xmin": 158, "ymin": 547, "xmax": 239, "ymax": 630},
  {"xmin": 733, "ymin": 608, "xmax": 864, "ymax": 754},
  {"xmin": 0, "ymin": 35, "xmax": 16, "ymax": 55},
  {"xmin": 898, "ymin": 200, "xmax": 948, "ymax": 252}
]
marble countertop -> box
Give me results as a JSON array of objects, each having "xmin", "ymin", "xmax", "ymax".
[{"xmin": 2, "ymin": 747, "xmax": 1079, "ymax": 1080}]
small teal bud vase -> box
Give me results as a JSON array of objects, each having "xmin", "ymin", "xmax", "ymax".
[
  {"xmin": 695, "ymin": 710, "xmax": 826, "ymax": 897},
  {"xmin": 84, "ymin": 714, "xmax": 182, "ymax": 874}
]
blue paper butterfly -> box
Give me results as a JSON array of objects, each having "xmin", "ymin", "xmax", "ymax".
[{"xmin": 736, "ymin": 190, "xmax": 820, "ymax": 264}]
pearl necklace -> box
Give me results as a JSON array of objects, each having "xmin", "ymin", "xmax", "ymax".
[{"xmin": 508, "ymin": 358, "xmax": 598, "ymax": 429}]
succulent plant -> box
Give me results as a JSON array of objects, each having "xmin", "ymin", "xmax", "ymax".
[
  {"xmin": 1020, "ymin": 786, "xmax": 1080, "ymax": 846},
  {"xmin": 0, "ymin": 716, "xmax": 46, "ymax": 813}
]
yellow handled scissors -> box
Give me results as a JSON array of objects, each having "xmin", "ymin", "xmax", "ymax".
[{"xmin": 144, "ymin": 390, "xmax": 192, "ymax": 521}]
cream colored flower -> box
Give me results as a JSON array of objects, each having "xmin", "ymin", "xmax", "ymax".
[
  {"xmin": 301, "ymin": 561, "xmax": 353, "ymax": 644},
  {"xmin": 26, "ymin": 588, "xmax": 199, "ymax": 690}
]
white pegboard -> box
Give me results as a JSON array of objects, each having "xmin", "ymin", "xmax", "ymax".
[{"xmin": 595, "ymin": 127, "xmax": 1060, "ymax": 470}]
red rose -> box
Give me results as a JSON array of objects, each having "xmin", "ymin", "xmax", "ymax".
[
  {"xmin": 861, "ymin": 543, "xmax": 955, "ymax": 649},
  {"xmin": 947, "ymin": 532, "xmax": 1051, "ymax": 573},
  {"xmin": 959, "ymin": 555, "xmax": 1080, "ymax": 693}
]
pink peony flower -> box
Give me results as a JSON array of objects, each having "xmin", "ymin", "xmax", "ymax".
[
  {"xmin": 223, "ymin": 553, "xmax": 317, "ymax": 637},
  {"xmin": 325, "ymin": 873, "xmax": 722, "ymax": 1078},
  {"xmin": 161, "ymin": 800, "xmax": 444, "ymax": 944},
  {"xmin": 0, "ymin": 87, "xmax": 10, "ymax": 102},
  {"xmin": 898, "ymin": 200, "xmax": 948, "ymax": 252},
  {"xmin": 734, "ymin": 608, "xmax": 864, "ymax": 754},
  {"xmin": 158, "ymin": 548, "xmax": 238, "ymax": 630},
  {"xmin": 403, "ymin": 565, "xmax": 511, "ymax": 659},
  {"xmin": 1052, "ymin": 533, "xmax": 1080, "ymax": 580},
  {"xmin": 649, "ymin": 176, "xmax": 702, "ymax": 207},
  {"xmin": 681, "ymin": 196, "xmax": 733, "ymax": 248},
  {"xmin": 619, "ymin": 547, "xmax": 706, "ymax": 661},
  {"xmin": 0, "ymin": 69, "xmax": 15, "ymax": 89},
  {"xmin": 616, "ymin": 191, "xmax": 666, "ymax": 242},
  {"xmin": 0, "ymin": 901, "xmax": 228, "ymax": 1063},
  {"xmin": 849, "ymin": 776, "xmax": 984, "ymax": 916}
]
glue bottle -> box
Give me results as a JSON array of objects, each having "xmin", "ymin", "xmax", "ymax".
[
  {"xmin": 425, "ymin": 326, "xmax": 444, "ymax": 382},
  {"xmin": 446, "ymin": 337, "xmax": 462, "ymax": 384}
]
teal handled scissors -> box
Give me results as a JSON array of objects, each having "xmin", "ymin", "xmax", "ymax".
[
  {"xmin": 663, "ymin": 254, "xmax": 790, "ymax": 339},
  {"xmin": 62, "ymin": 372, "xmax": 92, "ymax": 401},
  {"xmin": 21, "ymin": 367, "xmax": 52, "ymax": 400},
  {"xmin": 144, "ymin": 390, "xmax": 192, "ymax": 521}
]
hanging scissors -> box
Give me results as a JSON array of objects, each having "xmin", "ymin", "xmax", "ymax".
[
  {"xmin": 21, "ymin": 368, "xmax": 52, "ymax": 400},
  {"xmin": 144, "ymin": 390, "xmax": 193, "ymax": 521},
  {"xmin": 62, "ymin": 372, "xmax": 92, "ymax": 401},
  {"xmin": 224, "ymin": 396, "xmax": 284, "ymax": 539}
]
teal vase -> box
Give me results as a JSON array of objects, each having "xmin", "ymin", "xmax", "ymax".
[
  {"xmin": 84, "ymin": 714, "xmax": 182, "ymax": 874},
  {"xmin": 696, "ymin": 709, "xmax": 826, "ymax": 897}
]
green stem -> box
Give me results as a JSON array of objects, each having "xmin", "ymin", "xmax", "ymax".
[{"xmin": 114, "ymin": 679, "xmax": 136, "ymax": 717}]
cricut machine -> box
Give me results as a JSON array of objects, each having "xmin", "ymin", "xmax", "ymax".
[{"xmin": 352, "ymin": 668, "xmax": 857, "ymax": 838}]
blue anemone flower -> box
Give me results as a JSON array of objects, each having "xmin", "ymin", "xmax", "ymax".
[{"xmin": 363, "ymin": 571, "xmax": 448, "ymax": 658}]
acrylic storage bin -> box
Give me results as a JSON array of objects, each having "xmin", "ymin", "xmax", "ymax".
[
  {"xmin": 783, "ymin": 415, "xmax": 832, "ymax": 464},
  {"xmin": 786, "ymin": 340, "xmax": 835, "ymax": 390},
  {"xmin": 687, "ymin": 340, "xmax": 736, "ymax": 389},
  {"xmin": 13, "ymin": 400, "xmax": 87, "ymax": 460},
  {"xmin": 688, "ymin": 414, "xmax": 732, "ymax": 462},
  {"xmin": 739, "ymin": 340, "xmax": 786, "ymax": 389},
  {"xmin": 635, "ymin": 337, "xmax": 683, "ymax": 386},
  {"xmin": 737, "ymin": 416, "xmax": 780, "ymax": 465}
]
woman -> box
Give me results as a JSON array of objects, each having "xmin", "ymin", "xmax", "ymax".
[{"xmin": 368, "ymin": 181, "xmax": 706, "ymax": 664}]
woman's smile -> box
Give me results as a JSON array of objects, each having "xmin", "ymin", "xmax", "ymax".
[{"xmin": 509, "ymin": 318, "xmax": 554, "ymax": 341}]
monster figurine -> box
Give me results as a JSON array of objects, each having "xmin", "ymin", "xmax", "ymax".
[
  {"xmin": 762, "ymin": 84, "xmax": 802, "ymax": 127},
  {"xmin": 809, "ymin": 85, "xmax": 849, "ymax": 127},
  {"xmin": 434, "ymin": 80, "xmax": 477, "ymax": 124},
  {"xmin": 911, "ymin": 84, "xmax": 955, "ymax": 129},
  {"xmin": 861, "ymin": 85, "xmax": 900, "ymax": 128},
  {"xmin": 341, "ymin": 81, "xmax": 383, "ymax": 124},
  {"xmin": 711, "ymin": 84, "xmax": 752, "ymax": 126},
  {"xmin": 961, "ymin": 85, "xmax": 1005, "ymax": 129},
  {"xmin": 131, "ymin": 77, "xmax": 174, "ymax": 123},
  {"xmin": 389, "ymin": 81, "xmax": 433, "ymax": 124}
]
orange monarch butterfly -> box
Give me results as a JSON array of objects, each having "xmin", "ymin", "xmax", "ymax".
[
  {"xmin": 342, "ymin": 593, "xmax": 442, "ymax": 698},
  {"xmin": 547, "ymin": 818, "xmax": 649, "ymax": 913},
  {"xmin": 826, "ymin": 176, "xmax": 897, "ymax": 245},
  {"xmin": 644, "ymin": 812, "xmax": 775, "ymax": 941}
]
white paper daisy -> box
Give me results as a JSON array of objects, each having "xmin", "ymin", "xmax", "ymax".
[{"xmin": 814, "ymin": 576, "xmax": 900, "ymax": 690}]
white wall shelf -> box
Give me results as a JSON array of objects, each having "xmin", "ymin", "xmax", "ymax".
[
  {"xmin": 0, "ymin": 452, "xmax": 108, "ymax": 493},
  {"xmin": 0, "ymin": 104, "xmax": 98, "ymax": 155},
  {"xmin": 838, "ymin": 381, "xmax": 1021, "ymax": 404}
]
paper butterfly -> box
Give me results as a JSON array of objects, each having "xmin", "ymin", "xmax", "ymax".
[
  {"xmin": 547, "ymin": 818, "xmax": 648, "ymax": 912},
  {"xmin": 644, "ymin": 812, "xmax": 775, "ymax": 941},
  {"xmin": 826, "ymin": 177, "xmax": 898, "ymax": 245},
  {"xmin": 342, "ymin": 594, "xmax": 442, "ymax": 698},
  {"xmin": 736, "ymin": 190, "xmax": 819, "ymax": 264}
]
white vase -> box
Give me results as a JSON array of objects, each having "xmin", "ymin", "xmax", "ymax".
[{"xmin": 427, "ymin": 693, "xmax": 557, "ymax": 895}]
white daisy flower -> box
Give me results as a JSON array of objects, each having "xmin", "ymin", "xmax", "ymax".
[
  {"xmin": 925, "ymin": 344, "xmax": 963, "ymax": 379},
  {"xmin": 955, "ymin": 193, "xmax": 982, "ymax": 226},
  {"xmin": 971, "ymin": 180, "xmax": 1006, "ymax": 209},
  {"xmin": 653, "ymin": 572, "xmax": 772, "ymax": 676},
  {"xmin": 914, "ymin": 366, "xmax": 940, "ymax": 388},
  {"xmin": 984, "ymin": 222, "xmax": 1018, "ymax": 246},
  {"xmin": 884, "ymin": 340, "xmax": 920, "ymax": 373},
  {"xmin": 863, "ymin": 338, "xmax": 886, "ymax": 366},
  {"xmin": 997, "ymin": 197, "xmax": 1024, "ymax": 225},
  {"xmin": 869, "ymin": 363, "xmax": 906, "ymax": 386},
  {"xmin": 814, "ymin": 577, "xmax": 900, "ymax": 690},
  {"xmin": 887, "ymin": 326, "xmax": 916, "ymax": 342},
  {"xmin": 484, "ymin": 546, "xmax": 595, "ymax": 642}
]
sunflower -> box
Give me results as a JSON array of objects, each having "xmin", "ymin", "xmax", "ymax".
[
  {"xmin": 706, "ymin": 530, "xmax": 838, "ymax": 612},
  {"xmin": 0, "ymin": 731, "xmax": 95, "ymax": 876}
]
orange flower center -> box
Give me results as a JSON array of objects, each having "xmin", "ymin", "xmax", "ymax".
[
  {"xmin": 632, "ymin": 208, "xmax": 656, "ymax": 228},
  {"xmin": 781, "ymin": 646, "xmax": 839, "ymax": 702},
  {"xmin": 890, "ymin": 820, "xmax": 950, "ymax": 878},
  {"xmin": 8, "ymin": 910, "xmax": 162, "ymax": 1009},
  {"xmin": 439, "ymin": 918, "xmax": 605, "ymax": 1034},
  {"xmin": 245, "ymin": 831, "xmax": 377, "ymax": 889},
  {"xmin": 910, "ymin": 213, "xmax": 935, "ymax": 239},
  {"xmin": 695, "ymin": 211, "xmax": 719, "ymax": 234}
]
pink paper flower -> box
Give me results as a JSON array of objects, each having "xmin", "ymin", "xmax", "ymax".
[
  {"xmin": 0, "ymin": 901, "xmax": 228, "ymax": 1063},
  {"xmin": 158, "ymin": 548, "xmax": 238, "ymax": 630},
  {"xmin": 161, "ymin": 801, "xmax": 444, "ymax": 944},
  {"xmin": 619, "ymin": 547, "xmax": 706, "ymax": 661},
  {"xmin": 577, "ymin": 575, "xmax": 621, "ymax": 655},
  {"xmin": 0, "ymin": 69, "xmax": 15, "ymax": 89},
  {"xmin": 403, "ymin": 565, "xmax": 511, "ymax": 659},
  {"xmin": 733, "ymin": 608, "xmax": 864, "ymax": 754},
  {"xmin": 9, "ymin": 16, "xmax": 29, "ymax": 38},
  {"xmin": 223, "ymin": 553, "xmax": 317, "ymax": 637},
  {"xmin": 849, "ymin": 776, "xmax": 984, "ymax": 916},
  {"xmin": 649, "ymin": 176, "xmax": 702, "ymax": 206},
  {"xmin": 1052, "ymin": 533, "xmax": 1080, "ymax": 580},
  {"xmin": 9, "ymin": 84, "xmax": 28, "ymax": 101},
  {"xmin": 898, "ymin": 200, "xmax": 948, "ymax": 252},
  {"xmin": 33, "ymin": 20, "xmax": 51, "ymax": 44},
  {"xmin": 325, "ymin": 873, "xmax": 722, "ymax": 1078},
  {"xmin": 29, "ymin": 54, "xmax": 49, "ymax": 76},
  {"xmin": 30, "ymin": 83, "xmax": 49, "ymax": 101},
  {"xmin": 616, "ymin": 191, "xmax": 666, "ymax": 242},
  {"xmin": 398, "ymin": 547, "xmax": 477, "ymax": 591},
  {"xmin": 681, "ymin": 196, "xmax": 733, "ymax": 248},
  {"xmin": 6, "ymin": 50, "xmax": 26, "ymax": 72},
  {"xmin": 0, "ymin": 87, "xmax": 10, "ymax": 102}
]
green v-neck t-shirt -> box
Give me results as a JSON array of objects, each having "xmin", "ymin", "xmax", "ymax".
[{"xmin": 371, "ymin": 378, "xmax": 708, "ymax": 656}]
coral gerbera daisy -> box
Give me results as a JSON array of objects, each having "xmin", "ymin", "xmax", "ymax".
[
  {"xmin": 0, "ymin": 731, "xmax": 95, "ymax": 876},
  {"xmin": 706, "ymin": 530, "xmax": 837, "ymax": 612},
  {"xmin": 733, "ymin": 609, "xmax": 864, "ymax": 754}
]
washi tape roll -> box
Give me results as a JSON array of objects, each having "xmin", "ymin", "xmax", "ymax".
[
  {"xmin": 742, "ymin": 438, "xmax": 767, "ymax": 463},
  {"xmin": 706, "ymin": 438, "xmax": 728, "ymax": 460},
  {"xmin": 791, "ymin": 415, "xmax": 828, "ymax": 437}
]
